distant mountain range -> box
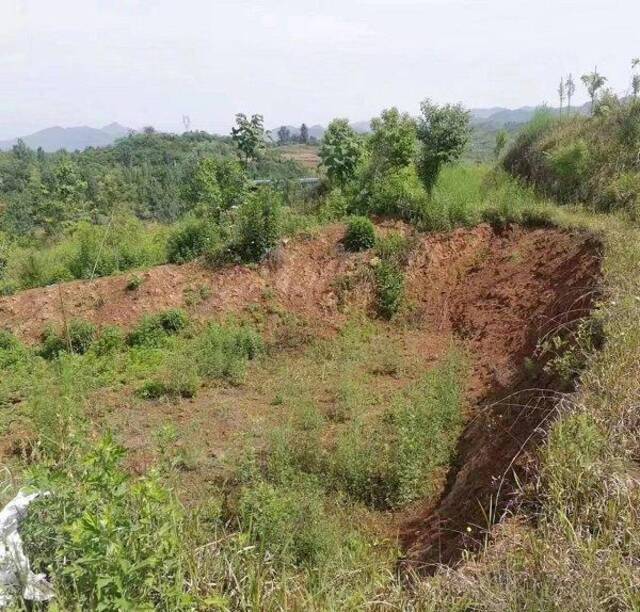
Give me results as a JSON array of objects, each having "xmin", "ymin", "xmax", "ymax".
[
  {"xmin": 0, "ymin": 102, "xmax": 593, "ymax": 154},
  {"xmin": 0, "ymin": 123, "xmax": 134, "ymax": 153},
  {"xmin": 272, "ymin": 102, "xmax": 592, "ymax": 141}
]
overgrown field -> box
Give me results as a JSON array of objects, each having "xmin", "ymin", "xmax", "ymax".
[{"xmin": 0, "ymin": 100, "xmax": 639, "ymax": 610}]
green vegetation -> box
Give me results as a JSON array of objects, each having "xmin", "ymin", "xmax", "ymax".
[
  {"xmin": 504, "ymin": 99, "xmax": 640, "ymax": 217},
  {"xmin": 1, "ymin": 91, "xmax": 640, "ymax": 609},
  {"xmin": 344, "ymin": 216, "xmax": 376, "ymax": 251}
]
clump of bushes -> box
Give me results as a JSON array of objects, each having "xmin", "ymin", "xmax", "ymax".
[
  {"xmin": 232, "ymin": 188, "xmax": 282, "ymax": 263},
  {"xmin": 91, "ymin": 325, "xmax": 126, "ymax": 356},
  {"xmin": 127, "ymin": 309, "xmax": 189, "ymax": 347},
  {"xmin": 21, "ymin": 437, "xmax": 190, "ymax": 610},
  {"xmin": 344, "ymin": 216, "xmax": 376, "ymax": 252},
  {"xmin": 503, "ymin": 100, "xmax": 640, "ymax": 215},
  {"xmin": 237, "ymin": 478, "xmax": 335, "ymax": 567},
  {"xmin": 166, "ymin": 217, "xmax": 220, "ymax": 264},
  {"xmin": 371, "ymin": 233, "xmax": 411, "ymax": 320},
  {"xmin": 137, "ymin": 322, "xmax": 263, "ymax": 400},
  {"xmin": 137, "ymin": 377, "xmax": 198, "ymax": 400},
  {"xmin": 39, "ymin": 318, "xmax": 97, "ymax": 359},
  {"xmin": 330, "ymin": 352, "xmax": 465, "ymax": 508},
  {"xmin": 67, "ymin": 216, "xmax": 165, "ymax": 280}
]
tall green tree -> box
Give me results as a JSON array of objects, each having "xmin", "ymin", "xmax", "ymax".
[
  {"xmin": 319, "ymin": 119, "xmax": 363, "ymax": 187},
  {"xmin": 581, "ymin": 68, "xmax": 607, "ymax": 113},
  {"xmin": 566, "ymin": 74, "xmax": 576, "ymax": 113},
  {"xmin": 231, "ymin": 113, "xmax": 265, "ymax": 165},
  {"xmin": 277, "ymin": 126, "xmax": 291, "ymax": 145},
  {"xmin": 558, "ymin": 77, "xmax": 565, "ymax": 116},
  {"xmin": 416, "ymin": 99, "xmax": 471, "ymax": 193},
  {"xmin": 299, "ymin": 123, "xmax": 309, "ymax": 144},
  {"xmin": 368, "ymin": 107, "xmax": 417, "ymax": 173}
]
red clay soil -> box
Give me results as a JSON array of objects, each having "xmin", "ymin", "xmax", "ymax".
[
  {"xmin": 0, "ymin": 222, "xmax": 602, "ymax": 570},
  {"xmin": 401, "ymin": 224, "xmax": 602, "ymax": 571},
  {"xmin": 0, "ymin": 225, "xmax": 360, "ymax": 343}
]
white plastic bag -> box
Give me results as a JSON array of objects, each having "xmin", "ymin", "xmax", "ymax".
[{"xmin": 0, "ymin": 491, "xmax": 54, "ymax": 607}]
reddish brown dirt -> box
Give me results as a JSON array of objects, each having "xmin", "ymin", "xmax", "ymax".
[
  {"xmin": 401, "ymin": 225, "xmax": 602, "ymax": 571},
  {"xmin": 0, "ymin": 225, "xmax": 360, "ymax": 342},
  {"xmin": 0, "ymin": 222, "xmax": 602, "ymax": 569}
]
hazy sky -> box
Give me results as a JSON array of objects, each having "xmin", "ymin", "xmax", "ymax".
[{"xmin": 1, "ymin": 0, "xmax": 639, "ymax": 138}]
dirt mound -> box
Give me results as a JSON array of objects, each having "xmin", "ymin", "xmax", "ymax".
[
  {"xmin": 0, "ymin": 225, "xmax": 359, "ymax": 342},
  {"xmin": 0, "ymin": 222, "xmax": 602, "ymax": 570}
]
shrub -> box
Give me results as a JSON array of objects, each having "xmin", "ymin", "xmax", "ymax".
[
  {"xmin": 91, "ymin": 325, "xmax": 126, "ymax": 356},
  {"xmin": 127, "ymin": 309, "xmax": 189, "ymax": 347},
  {"xmin": 125, "ymin": 274, "xmax": 143, "ymax": 290},
  {"xmin": 137, "ymin": 375, "xmax": 198, "ymax": 400},
  {"xmin": 21, "ymin": 437, "xmax": 189, "ymax": 609},
  {"xmin": 39, "ymin": 319, "xmax": 97, "ymax": 359},
  {"xmin": 374, "ymin": 260, "xmax": 404, "ymax": 320},
  {"xmin": 166, "ymin": 217, "xmax": 219, "ymax": 264},
  {"xmin": 67, "ymin": 217, "xmax": 164, "ymax": 280},
  {"xmin": 189, "ymin": 323, "xmax": 263, "ymax": 385},
  {"xmin": 233, "ymin": 188, "xmax": 282, "ymax": 262},
  {"xmin": 238, "ymin": 478, "xmax": 335, "ymax": 567},
  {"xmin": 344, "ymin": 216, "xmax": 376, "ymax": 252},
  {"xmin": 374, "ymin": 232, "xmax": 411, "ymax": 264},
  {"xmin": 330, "ymin": 352, "xmax": 465, "ymax": 508},
  {"xmin": 353, "ymin": 166, "xmax": 428, "ymax": 222}
]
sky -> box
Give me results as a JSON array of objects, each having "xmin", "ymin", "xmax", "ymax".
[{"xmin": 1, "ymin": 0, "xmax": 639, "ymax": 138}]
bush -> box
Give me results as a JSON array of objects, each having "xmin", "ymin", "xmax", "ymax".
[
  {"xmin": 344, "ymin": 216, "xmax": 376, "ymax": 252},
  {"xmin": 39, "ymin": 318, "xmax": 97, "ymax": 359},
  {"xmin": 353, "ymin": 166, "xmax": 428, "ymax": 222},
  {"xmin": 238, "ymin": 478, "xmax": 334, "ymax": 567},
  {"xmin": 166, "ymin": 217, "xmax": 220, "ymax": 264},
  {"xmin": 189, "ymin": 323, "xmax": 263, "ymax": 385},
  {"xmin": 374, "ymin": 260, "xmax": 404, "ymax": 320},
  {"xmin": 67, "ymin": 217, "xmax": 165, "ymax": 280},
  {"xmin": 125, "ymin": 274, "xmax": 143, "ymax": 290},
  {"xmin": 233, "ymin": 188, "xmax": 282, "ymax": 263},
  {"xmin": 127, "ymin": 309, "xmax": 189, "ymax": 347},
  {"xmin": 137, "ymin": 375, "xmax": 198, "ymax": 400},
  {"xmin": 330, "ymin": 352, "xmax": 465, "ymax": 508},
  {"xmin": 21, "ymin": 437, "xmax": 189, "ymax": 609},
  {"xmin": 91, "ymin": 325, "xmax": 126, "ymax": 356}
]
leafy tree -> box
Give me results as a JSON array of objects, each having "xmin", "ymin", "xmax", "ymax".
[
  {"xmin": 566, "ymin": 74, "xmax": 576, "ymax": 113},
  {"xmin": 368, "ymin": 107, "xmax": 417, "ymax": 173},
  {"xmin": 231, "ymin": 113, "xmax": 265, "ymax": 165},
  {"xmin": 581, "ymin": 69, "xmax": 607, "ymax": 113},
  {"xmin": 319, "ymin": 119, "xmax": 363, "ymax": 187},
  {"xmin": 558, "ymin": 77, "xmax": 565, "ymax": 116},
  {"xmin": 183, "ymin": 157, "xmax": 248, "ymax": 219},
  {"xmin": 300, "ymin": 123, "xmax": 309, "ymax": 144},
  {"xmin": 277, "ymin": 126, "xmax": 291, "ymax": 145},
  {"xmin": 494, "ymin": 130, "xmax": 508, "ymax": 159},
  {"xmin": 633, "ymin": 59, "xmax": 640, "ymax": 98},
  {"xmin": 183, "ymin": 158, "xmax": 222, "ymax": 209},
  {"xmin": 416, "ymin": 99, "xmax": 471, "ymax": 193}
]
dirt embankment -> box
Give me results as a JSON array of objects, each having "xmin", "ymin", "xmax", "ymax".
[
  {"xmin": 0, "ymin": 222, "xmax": 602, "ymax": 570},
  {"xmin": 401, "ymin": 225, "xmax": 601, "ymax": 571}
]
